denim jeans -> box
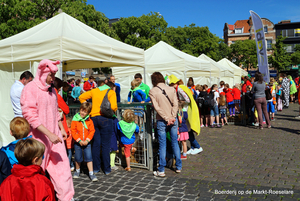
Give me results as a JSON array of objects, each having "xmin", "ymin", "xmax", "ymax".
[
  {"xmin": 91, "ymin": 115, "xmax": 113, "ymax": 174},
  {"xmin": 67, "ymin": 149, "xmax": 74, "ymax": 168},
  {"xmin": 74, "ymin": 143, "xmax": 93, "ymax": 163},
  {"xmin": 188, "ymin": 131, "xmax": 201, "ymax": 149},
  {"xmin": 157, "ymin": 119, "xmax": 182, "ymax": 172}
]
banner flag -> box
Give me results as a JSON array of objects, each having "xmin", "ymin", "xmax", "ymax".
[{"xmin": 250, "ymin": 10, "xmax": 270, "ymax": 83}]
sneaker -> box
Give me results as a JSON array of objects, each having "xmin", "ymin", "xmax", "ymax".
[
  {"xmin": 70, "ymin": 167, "xmax": 75, "ymax": 172},
  {"xmin": 191, "ymin": 147, "xmax": 203, "ymax": 155},
  {"xmin": 186, "ymin": 149, "xmax": 193, "ymax": 155},
  {"xmin": 225, "ymin": 122, "xmax": 228, "ymax": 125},
  {"xmin": 73, "ymin": 171, "xmax": 80, "ymax": 179},
  {"xmin": 268, "ymin": 125, "xmax": 271, "ymax": 129},
  {"xmin": 259, "ymin": 127, "xmax": 263, "ymax": 130},
  {"xmin": 210, "ymin": 125, "xmax": 214, "ymax": 128},
  {"xmin": 295, "ymin": 116, "xmax": 300, "ymax": 119},
  {"xmin": 153, "ymin": 171, "xmax": 165, "ymax": 177},
  {"xmin": 254, "ymin": 123, "xmax": 259, "ymax": 127},
  {"xmin": 262, "ymin": 121, "xmax": 266, "ymax": 124},
  {"xmin": 216, "ymin": 124, "xmax": 222, "ymax": 128},
  {"xmin": 205, "ymin": 124, "xmax": 208, "ymax": 127},
  {"xmin": 222, "ymin": 123, "xmax": 224, "ymax": 126},
  {"xmin": 271, "ymin": 118, "xmax": 275, "ymax": 121},
  {"xmin": 175, "ymin": 168, "xmax": 181, "ymax": 173},
  {"xmin": 111, "ymin": 166, "xmax": 118, "ymax": 171},
  {"xmin": 89, "ymin": 174, "xmax": 98, "ymax": 182},
  {"xmin": 181, "ymin": 155, "xmax": 187, "ymax": 160},
  {"xmin": 200, "ymin": 124, "xmax": 205, "ymax": 128}
]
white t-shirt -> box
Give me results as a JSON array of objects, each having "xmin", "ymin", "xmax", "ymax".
[
  {"xmin": 218, "ymin": 87, "xmax": 224, "ymax": 93},
  {"xmin": 213, "ymin": 90, "xmax": 219, "ymax": 106}
]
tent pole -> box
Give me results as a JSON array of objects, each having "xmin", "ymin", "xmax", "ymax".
[
  {"xmin": 30, "ymin": 61, "xmax": 32, "ymax": 72},
  {"xmin": 144, "ymin": 65, "xmax": 146, "ymax": 84},
  {"xmin": 210, "ymin": 71, "xmax": 212, "ymax": 87}
]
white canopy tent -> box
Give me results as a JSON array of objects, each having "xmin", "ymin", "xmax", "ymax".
[
  {"xmin": 198, "ymin": 54, "xmax": 235, "ymax": 86},
  {"xmin": 0, "ymin": 12, "xmax": 145, "ymax": 146},
  {"xmin": 112, "ymin": 41, "xmax": 213, "ymax": 102},
  {"xmin": 218, "ymin": 58, "xmax": 245, "ymax": 86}
]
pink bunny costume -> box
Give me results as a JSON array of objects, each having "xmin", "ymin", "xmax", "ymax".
[{"xmin": 20, "ymin": 59, "xmax": 74, "ymax": 201}]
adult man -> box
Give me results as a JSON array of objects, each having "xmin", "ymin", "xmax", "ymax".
[
  {"xmin": 10, "ymin": 71, "xmax": 34, "ymax": 117},
  {"xmin": 109, "ymin": 75, "xmax": 121, "ymax": 102},
  {"xmin": 149, "ymin": 72, "xmax": 182, "ymax": 177},
  {"xmin": 83, "ymin": 76, "xmax": 96, "ymax": 91},
  {"xmin": 135, "ymin": 73, "xmax": 150, "ymax": 98},
  {"xmin": 20, "ymin": 59, "xmax": 75, "ymax": 201}
]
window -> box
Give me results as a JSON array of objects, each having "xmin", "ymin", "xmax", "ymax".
[
  {"xmin": 264, "ymin": 26, "xmax": 268, "ymax": 33},
  {"xmin": 267, "ymin": 40, "xmax": 272, "ymax": 49},
  {"xmin": 235, "ymin": 28, "xmax": 242, "ymax": 34}
]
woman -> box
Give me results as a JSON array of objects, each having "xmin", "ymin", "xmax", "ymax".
[
  {"xmin": 287, "ymin": 75, "xmax": 297, "ymax": 103},
  {"xmin": 168, "ymin": 75, "xmax": 203, "ymax": 155},
  {"xmin": 79, "ymin": 81, "xmax": 117, "ymax": 175},
  {"xmin": 281, "ymin": 73, "xmax": 290, "ymax": 108},
  {"xmin": 251, "ymin": 72, "xmax": 271, "ymax": 129}
]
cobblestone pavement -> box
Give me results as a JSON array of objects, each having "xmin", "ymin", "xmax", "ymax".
[{"xmin": 74, "ymin": 104, "xmax": 300, "ymax": 201}]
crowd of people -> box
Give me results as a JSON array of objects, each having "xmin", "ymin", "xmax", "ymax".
[{"xmin": 1, "ymin": 58, "xmax": 300, "ymax": 200}]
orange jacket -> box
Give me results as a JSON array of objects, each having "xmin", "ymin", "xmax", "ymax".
[
  {"xmin": 65, "ymin": 127, "xmax": 74, "ymax": 149},
  {"xmin": 71, "ymin": 117, "xmax": 95, "ymax": 142}
]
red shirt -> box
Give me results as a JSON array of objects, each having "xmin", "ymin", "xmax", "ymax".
[
  {"xmin": 83, "ymin": 80, "xmax": 95, "ymax": 91},
  {"xmin": 232, "ymin": 88, "xmax": 241, "ymax": 100},
  {"xmin": 224, "ymin": 88, "xmax": 234, "ymax": 103},
  {"xmin": 242, "ymin": 80, "xmax": 253, "ymax": 93},
  {"xmin": 0, "ymin": 164, "xmax": 55, "ymax": 201}
]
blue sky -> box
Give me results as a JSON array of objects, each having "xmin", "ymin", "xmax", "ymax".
[{"xmin": 87, "ymin": 0, "xmax": 300, "ymax": 39}]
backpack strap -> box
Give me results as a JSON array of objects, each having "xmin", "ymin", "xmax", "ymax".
[{"xmin": 156, "ymin": 86, "xmax": 174, "ymax": 107}]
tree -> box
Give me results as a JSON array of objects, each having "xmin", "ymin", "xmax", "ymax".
[
  {"xmin": 268, "ymin": 35, "xmax": 291, "ymax": 72},
  {"xmin": 0, "ymin": 0, "xmax": 116, "ymax": 40},
  {"xmin": 112, "ymin": 12, "xmax": 168, "ymax": 49},
  {"xmin": 165, "ymin": 24, "xmax": 229, "ymax": 61},
  {"xmin": 291, "ymin": 44, "xmax": 300, "ymax": 66},
  {"xmin": 228, "ymin": 40, "xmax": 257, "ymax": 71}
]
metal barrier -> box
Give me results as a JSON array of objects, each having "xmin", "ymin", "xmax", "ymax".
[{"xmin": 67, "ymin": 103, "xmax": 155, "ymax": 171}]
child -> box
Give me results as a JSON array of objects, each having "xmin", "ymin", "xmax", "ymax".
[
  {"xmin": 219, "ymin": 92, "xmax": 228, "ymax": 126},
  {"xmin": 65, "ymin": 117, "xmax": 74, "ymax": 171},
  {"xmin": 128, "ymin": 79, "xmax": 150, "ymax": 103},
  {"xmin": 0, "ymin": 138, "xmax": 55, "ymax": 201},
  {"xmin": 245, "ymin": 85, "xmax": 255, "ymax": 124},
  {"xmin": 178, "ymin": 102, "xmax": 189, "ymax": 159},
  {"xmin": 197, "ymin": 85, "xmax": 209, "ymax": 127},
  {"xmin": 232, "ymin": 84, "xmax": 241, "ymax": 113},
  {"xmin": 224, "ymin": 84, "xmax": 235, "ymax": 116},
  {"xmin": 210, "ymin": 84, "xmax": 221, "ymax": 128},
  {"xmin": 276, "ymin": 85, "xmax": 283, "ymax": 112},
  {"xmin": 0, "ymin": 117, "xmax": 31, "ymax": 167},
  {"xmin": 71, "ymin": 102, "xmax": 97, "ymax": 182},
  {"xmin": 267, "ymin": 82, "xmax": 276, "ymax": 121},
  {"xmin": 111, "ymin": 116, "xmax": 119, "ymax": 171},
  {"xmin": 117, "ymin": 109, "xmax": 139, "ymax": 171},
  {"xmin": 219, "ymin": 81, "xmax": 225, "ymax": 93}
]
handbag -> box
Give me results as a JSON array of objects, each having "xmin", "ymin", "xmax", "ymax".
[{"xmin": 100, "ymin": 89, "xmax": 114, "ymax": 118}]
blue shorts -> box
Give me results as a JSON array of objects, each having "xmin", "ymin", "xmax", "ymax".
[
  {"xmin": 74, "ymin": 143, "xmax": 93, "ymax": 163},
  {"xmin": 234, "ymin": 99, "xmax": 240, "ymax": 104},
  {"xmin": 219, "ymin": 108, "xmax": 227, "ymax": 115},
  {"xmin": 228, "ymin": 101, "xmax": 234, "ymax": 106},
  {"xmin": 210, "ymin": 105, "xmax": 219, "ymax": 116},
  {"xmin": 267, "ymin": 102, "xmax": 275, "ymax": 113}
]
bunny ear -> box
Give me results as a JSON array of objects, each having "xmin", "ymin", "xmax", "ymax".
[{"xmin": 52, "ymin": 60, "xmax": 61, "ymax": 65}]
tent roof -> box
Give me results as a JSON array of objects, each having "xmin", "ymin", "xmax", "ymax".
[
  {"xmin": 113, "ymin": 41, "xmax": 212, "ymax": 77},
  {"xmin": 0, "ymin": 12, "xmax": 145, "ymax": 70},
  {"xmin": 198, "ymin": 54, "xmax": 234, "ymax": 77},
  {"xmin": 217, "ymin": 58, "xmax": 243, "ymax": 76}
]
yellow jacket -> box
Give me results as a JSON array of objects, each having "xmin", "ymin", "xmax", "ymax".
[{"xmin": 79, "ymin": 87, "xmax": 117, "ymax": 117}]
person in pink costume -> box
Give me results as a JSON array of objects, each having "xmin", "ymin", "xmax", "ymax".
[{"xmin": 20, "ymin": 59, "xmax": 75, "ymax": 201}]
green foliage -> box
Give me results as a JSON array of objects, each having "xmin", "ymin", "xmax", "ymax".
[
  {"xmin": 228, "ymin": 40, "xmax": 257, "ymax": 70},
  {"xmin": 165, "ymin": 24, "xmax": 229, "ymax": 61},
  {"xmin": 268, "ymin": 35, "xmax": 291, "ymax": 72},
  {"xmin": 0, "ymin": 0, "xmax": 116, "ymax": 40},
  {"xmin": 112, "ymin": 12, "xmax": 168, "ymax": 49},
  {"xmin": 291, "ymin": 44, "xmax": 300, "ymax": 65}
]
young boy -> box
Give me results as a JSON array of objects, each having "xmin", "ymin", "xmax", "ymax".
[
  {"xmin": 65, "ymin": 117, "xmax": 74, "ymax": 171},
  {"xmin": 71, "ymin": 102, "xmax": 97, "ymax": 181},
  {"xmin": 0, "ymin": 117, "xmax": 31, "ymax": 168},
  {"xmin": 267, "ymin": 82, "xmax": 276, "ymax": 121},
  {"xmin": 0, "ymin": 138, "xmax": 55, "ymax": 201}
]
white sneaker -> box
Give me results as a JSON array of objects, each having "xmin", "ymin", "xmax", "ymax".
[
  {"xmin": 191, "ymin": 147, "xmax": 203, "ymax": 155},
  {"xmin": 70, "ymin": 167, "xmax": 75, "ymax": 172},
  {"xmin": 186, "ymin": 149, "xmax": 193, "ymax": 155},
  {"xmin": 254, "ymin": 123, "xmax": 259, "ymax": 127},
  {"xmin": 111, "ymin": 165, "xmax": 118, "ymax": 171},
  {"xmin": 295, "ymin": 116, "xmax": 300, "ymax": 119}
]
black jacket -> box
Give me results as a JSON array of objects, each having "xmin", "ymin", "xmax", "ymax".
[{"xmin": 0, "ymin": 150, "xmax": 11, "ymax": 185}]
